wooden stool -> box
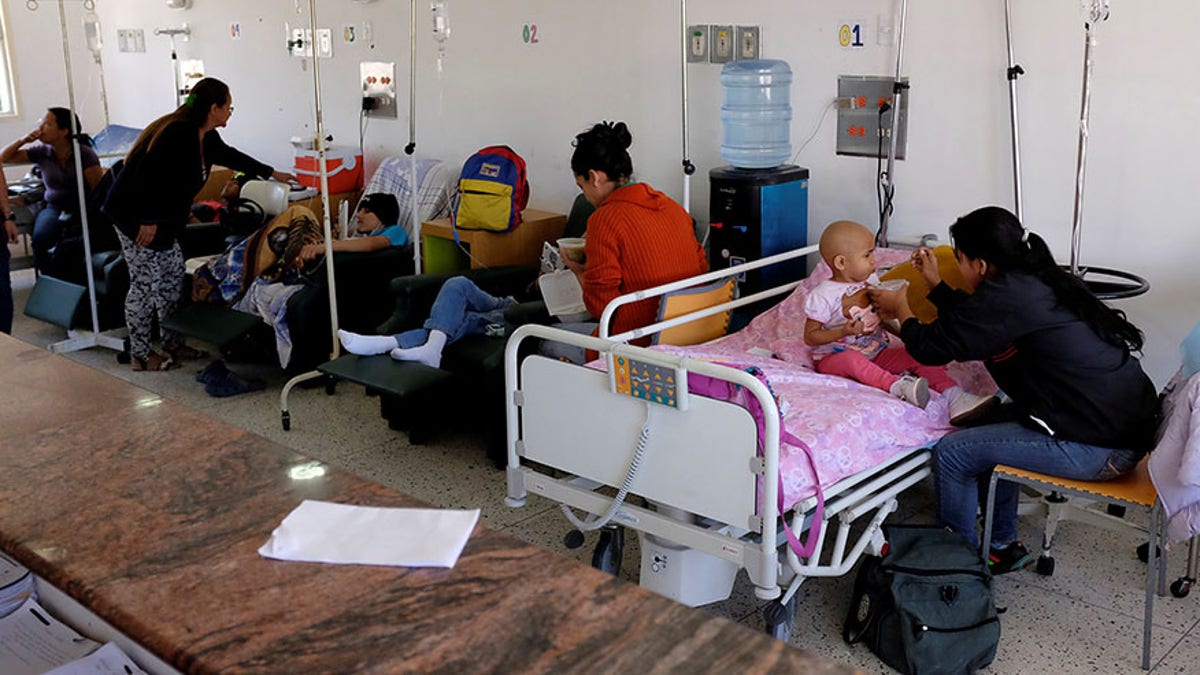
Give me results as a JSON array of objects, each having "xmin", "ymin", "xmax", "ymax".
[{"xmin": 982, "ymin": 459, "xmax": 1164, "ymax": 669}]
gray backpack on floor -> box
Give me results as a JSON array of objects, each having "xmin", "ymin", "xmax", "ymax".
[{"xmin": 844, "ymin": 525, "xmax": 1000, "ymax": 674}]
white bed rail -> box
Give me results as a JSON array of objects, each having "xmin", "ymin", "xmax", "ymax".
[
  {"xmin": 504, "ymin": 324, "xmax": 787, "ymax": 599},
  {"xmin": 598, "ymin": 244, "xmax": 820, "ymax": 343}
]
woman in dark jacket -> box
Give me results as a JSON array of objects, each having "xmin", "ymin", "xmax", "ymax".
[
  {"xmin": 104, "ymin": 77, "xmax": 292, "ymax": 370},
  {"xmin": 870, "ymin": 206, "xmax": 1160, "ymax": 573}
]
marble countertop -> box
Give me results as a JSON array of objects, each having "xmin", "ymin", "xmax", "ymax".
[{"xmin": 0, "ymin": 336, "xmax": 855, "ymax": 673}]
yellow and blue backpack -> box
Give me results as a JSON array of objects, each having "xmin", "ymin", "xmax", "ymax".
[{"xmin": 453, "ymin": 145, "xmax": 529, "ymax": 232}]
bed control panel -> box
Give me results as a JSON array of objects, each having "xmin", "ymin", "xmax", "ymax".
[{"xmin": 609, "ymin": 351, "xmax": 689, "ymax": 411}]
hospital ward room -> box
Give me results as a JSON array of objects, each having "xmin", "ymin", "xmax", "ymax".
[{"xmin": 3, "ymin": 0, "xmax": 1200, "ymax": 673}]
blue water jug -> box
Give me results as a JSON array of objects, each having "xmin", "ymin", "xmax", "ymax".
[{"xmin": 720, "ymin": 59, "xmax": 793, "ymax": 169}]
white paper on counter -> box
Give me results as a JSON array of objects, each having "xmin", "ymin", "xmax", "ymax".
[
  {"xmin": 0, "ymin": 597, "xmax": 99, "ymax": 675},
  {"xmin": 258, "ymin": 500, "xmax": 480, "ymax": 568},
  {"xmin": 44, "ymin": 642, "xmax": 147, "ymax": 675},
  {"xmin": 0, "ymin": 553, "xmax": 34, "ymax": 619}
]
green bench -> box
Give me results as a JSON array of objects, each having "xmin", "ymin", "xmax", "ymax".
[{"xmin": 312, "ymin": 354, "xmax": 454, "ymax": 443}]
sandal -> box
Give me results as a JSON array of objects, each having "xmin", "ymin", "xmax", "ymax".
[
  {"xmin": 131, "ymin": 353, "xmax": 179, "ymax": 372},
  {"xmin": 165, "ymin": 343, "xmax": 211, "ymax": 361}
]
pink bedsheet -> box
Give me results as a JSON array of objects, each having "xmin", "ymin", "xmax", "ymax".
[{"xmin": 652, "ymin": 249, "xmax": 997, "ymax": 508}]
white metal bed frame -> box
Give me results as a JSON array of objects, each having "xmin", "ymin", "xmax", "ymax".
[{"xmin": 503, "ymin": 246, "xmax": 933, "ymax": 633}]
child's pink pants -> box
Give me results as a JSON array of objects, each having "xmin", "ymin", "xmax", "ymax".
[{"xmin": 816, "ymin": 347, "xmax": 955, "ymax": 393}]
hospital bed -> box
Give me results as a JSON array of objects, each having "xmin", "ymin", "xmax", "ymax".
[{"xmin": 503, "ymin": 246, "xmax": 991, "ymax": 639}]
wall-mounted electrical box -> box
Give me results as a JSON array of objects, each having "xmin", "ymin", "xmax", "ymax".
[
  {"xmin": 686, "ymin": 24, "xmax": 708, "ymax": 63},
  {"xmin": 316, "ymin": 28, "xmax": 333, "ymax": 58},
  {"xmin": 735, "ymin": 26, "xmax": 760, "ymax": 60},
  {"xmin": 289, "ymin": 28, "xmax": 313, "ymax": 57},
  {"xmin": 361, "ymin": 61, "xmax": 397, "ymax": 118},
  {"xmin": 836, "ymin": 75, "xmax": 910, "ymax": 159},
  {"xmin": 709, "ymin": 25, "xmax": 733, "ymax": 63},
  {"xmin": 117, "ymin": 28, "xmax": 146, "ymax": 53}
]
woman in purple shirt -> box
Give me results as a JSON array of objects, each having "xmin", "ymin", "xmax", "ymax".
[{"xmin": 0, "ymin": 108, "xmax": 104, "ymax": 275}]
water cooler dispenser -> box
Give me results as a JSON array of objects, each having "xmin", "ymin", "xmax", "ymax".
[
  {"xmin": 709, "ymin": 59, "xmax": 809, "ymax": 308},
  {"xmin": 709, "ymin": 165, "xmax": 809, "ymax": 300}
]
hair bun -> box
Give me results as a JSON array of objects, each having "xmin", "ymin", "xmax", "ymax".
[
  {"xmin": 595, "ymin": 120, "xmax": 632, "ymax": 151},
  {"xmin": 611, "ymin": 121, "xmax": 632, "ymax": 150}
]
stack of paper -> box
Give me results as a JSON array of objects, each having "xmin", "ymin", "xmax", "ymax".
[
  {"xmin": 258, "ymin": 500, "xmax": 480, "ymax": 568},
  {"xmin": 0, "ymin": 553, "xmax": 34, "ymax": 619},
  {"xmin": 0, "ymin": 598, "xmax": 98, "ymax": 674},
  {"xmin": 0, "ymin": 597, "xmax": 147, "ymax": 675},
  {"xmin": 45, "ymin": 642, "xmax": 147, "ymax": 675}
]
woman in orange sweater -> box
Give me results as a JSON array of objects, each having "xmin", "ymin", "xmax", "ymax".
[
  {"xmin": 339, "ymin": 121, "xmax": 707, "ymax": 367},
  {"xmin": 557, "ymin": 121, "xmax": 707, "ymax": 356}
]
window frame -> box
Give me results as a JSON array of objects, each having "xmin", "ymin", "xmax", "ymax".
[{"xmin": 0, "ymin": 0, "xmax": 19, "ymax": 119}]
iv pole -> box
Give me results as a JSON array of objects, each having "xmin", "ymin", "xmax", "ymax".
[
  {"xmin": 153, "ymin": 25, "xmax": 191, "ymax": 107},
  {"xmin": 877, "ymin": 0, "xmax": 908, "ymax": 247},
  {"xmin": 679, "ymin": 0, "xmax": 694, "ymax": 213},
  {"xmin": 280, "ymin": 0, "xmax": 341, "ymax": 429},
  {"xmin": 46, "ymin": 0, "xmax": 122, "ymax": 354},
  {"xmin": 1069, "ymin": 0, "xmax": 1107, "ymax": 277},
  {"xmin": 406, "ymin": 0, "xmax": 421, "ymax": 273},
  {"xmin": 1003, "ymin": 0, "xmax": 1025, "ymax": 222}
]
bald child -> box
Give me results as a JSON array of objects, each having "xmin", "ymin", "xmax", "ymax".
[{"xmin": 803, "ymin": 221, "xmax": 993, "ymax": 423}]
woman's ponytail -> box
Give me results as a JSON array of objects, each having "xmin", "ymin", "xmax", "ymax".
[{"xmin": 950, "ymin": 206, "xmax": 1144, "ymax": 353}]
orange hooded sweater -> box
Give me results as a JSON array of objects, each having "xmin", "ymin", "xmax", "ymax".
[{"xmin": 582, "ymin": 183, "xmax": 708, "ymax": 343}]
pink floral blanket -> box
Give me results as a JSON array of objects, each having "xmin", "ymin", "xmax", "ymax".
[{"xmin": 651, "ymin": 249, "xmax": 997, "ymax": 507}]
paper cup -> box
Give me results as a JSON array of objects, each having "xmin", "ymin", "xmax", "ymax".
[
  {"xmin": 870, "ymin": 279, "xmax": 909, "ymax": 292},
  {"xmin": 557, "ymin": 238, "xmax": 587, "ymax": 264}
]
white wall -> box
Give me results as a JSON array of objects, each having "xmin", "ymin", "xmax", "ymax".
[
  {"xmin": 2, "ymin": 0, "xmax": 1195, "ymax": 385},
  {"xmin": 0, "ymin": 1, "xmax": 104, "ymax": 170}
]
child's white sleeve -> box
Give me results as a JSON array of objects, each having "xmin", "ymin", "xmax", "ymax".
[{"xmin": 804, "ymin": 284, "xmax": 832, "ymax": 325}]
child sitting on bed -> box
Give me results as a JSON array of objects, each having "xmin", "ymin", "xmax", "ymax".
[{"xmin": 804, "ymin": 220, "xmax": 994, "ymax": 424}]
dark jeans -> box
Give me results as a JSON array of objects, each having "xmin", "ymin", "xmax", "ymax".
[
  {"xmin": 32, "ymin": 205, "xmax": 76, "ymax": 275},
  {"xmin": 934, "ymin": 421, "xmax": 1143, "ymax": 549},
  {"xmin": 0, "ymin": 243, "xmax": 11, "ymax": 334}
]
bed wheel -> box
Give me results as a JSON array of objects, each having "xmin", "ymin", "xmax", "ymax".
[
  {"xmin": 563, "ymin": 530, "xmax": 585, "ymax": 550},
  {"xmin": 1036, "ymin": 555, "xmax": 1055, "ymax": 576},
  {"xmin": 324, "ymin": 379, "xmax": 337, "ymax": 395},
  {"xmin": 763, "ymin": 593, "xmax": 797, "ymax": 642},
  {"xmin": 591, "ymin": 526, "xmax": 624, "ymax": 576},
  {"xmin": 1171, "ymin": 578, "xmax": 1194, "ymax": 598}
]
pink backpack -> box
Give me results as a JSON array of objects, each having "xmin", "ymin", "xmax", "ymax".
[{"xmin": 687, "ymin": 365, "xmax": 824, "ymax": 558}]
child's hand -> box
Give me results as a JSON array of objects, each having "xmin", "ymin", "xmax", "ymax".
[
  {"xmin": 911, "ymin": 247, "xmax": 941, "ymax": 289},
  {"xmin": 841, "ymin": 317, "xmax": 866, "ymax": 337}
]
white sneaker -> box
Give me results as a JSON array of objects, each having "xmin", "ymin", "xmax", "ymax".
[
  {"xmin": 889, "ymin": 375, "xmax": 930, "ymax": 409},
  {"xmin": 947, "ymin": 387, "xmax": 999, "ymax": 426}
]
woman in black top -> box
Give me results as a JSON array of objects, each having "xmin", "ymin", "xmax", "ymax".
[
  {"xmin": 870, "ymin": 206, "xmax": 1159, "ymax": 573},
  {"xmin": 104, "ymin": 78, "xmax": 292, "ymax": 370}
]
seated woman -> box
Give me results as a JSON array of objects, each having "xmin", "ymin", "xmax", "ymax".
[
  {"xmin": 0, "ymin": 107, "xmax": 105, "ymax": 276},
  {"xmin": 336, "ymin": 120, "xmax": 708, "ymax": 368},
  {"xmin": 869, "ymin": 206, "xmax": 1160, "ymax": 573}
]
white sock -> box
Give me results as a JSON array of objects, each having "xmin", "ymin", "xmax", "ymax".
[
  {"xmin": 389, "ymin": 330, "xmax": 448, "ymax": 368},
  {"xmin": 944, "ymin": 385, "xmax": 962, "ymax": 401},
  {"xmin": 338, "ymin": 329, "xmax": 398, "ymax": 356}
]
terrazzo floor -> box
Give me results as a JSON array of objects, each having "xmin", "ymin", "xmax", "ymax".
[{"xmin": 8, "ymin": 259, "xmax": 1200, "ymax": 674}]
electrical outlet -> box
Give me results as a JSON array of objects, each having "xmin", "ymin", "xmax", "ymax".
[
  {"xmin": 316, "ymin": 28, "xmax": 333, "ymax": 58},
  {"xmin": 361, "ymin": 61, "xmax": 397, "ymax": 118},
  {"xmin": 836, "ymin": 75, "xmax": 910, "ymax": 159},
  {"xmin": 686, "ymin": 24, "xmax": 708, "ymax": 63},
  {"xmin": 709, "ymin": 25, "xmax": 733, "ymax": 63},
  {"xmin": 735, "ymin": 26, "xmax": 760, "ymax": 60}
]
